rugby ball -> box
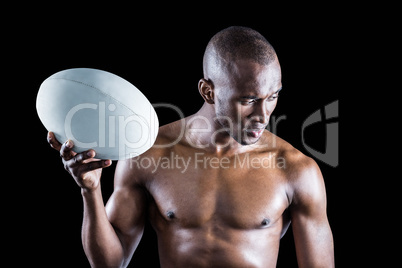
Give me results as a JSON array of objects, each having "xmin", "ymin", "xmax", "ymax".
[{"xmin": 36, "ymin": 68, "xmax": 159, "ymax": 160}]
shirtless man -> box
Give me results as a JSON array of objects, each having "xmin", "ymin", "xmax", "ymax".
[{"xmin": 48, "ymin": 26, "xmax": 334, "ymax": 267}]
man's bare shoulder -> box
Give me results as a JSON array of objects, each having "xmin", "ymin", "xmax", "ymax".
[
  {"xmin": 115, "ymin": 119, "xmax": 186, "ymax": 178},
  {"xmin": 260, "ymin": 131, "xmax": 306, "ymax": 162},
  {"xmin": 263, "ymin": 131, "xmax": 322, "ymax": 187},
  {"xmin": 155, "ymin": 119, "xmax": 187, "ymax": 146},
  {"xmin": 266, "ymin": 131, "xmax": 325, "ymax": 207}
]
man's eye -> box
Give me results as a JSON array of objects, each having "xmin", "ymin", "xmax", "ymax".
[
  {"xmin": 241, "ymin": 100, "xmax": 256, "ymax": 105},
  {"xmin": 267, "ymin": 94, "xmax": 279, "ymax": 101}
]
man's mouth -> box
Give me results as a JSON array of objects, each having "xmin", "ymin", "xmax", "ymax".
[{"xmin": 245, "ymin": 128, "xmax": 265, "ymax": 138}]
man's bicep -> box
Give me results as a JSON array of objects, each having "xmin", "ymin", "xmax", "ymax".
[
  {"xmin": 289, "ymin": 157, "xmax": 334, "ymax": 267},
  {"xmin": 105, "ymin": 159, "xmax": 148, "ymax": 264}
]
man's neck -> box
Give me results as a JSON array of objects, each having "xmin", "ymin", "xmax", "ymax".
[{"xmin": 184, "ymin": 103, "xmax": 250, "ymax": 156}]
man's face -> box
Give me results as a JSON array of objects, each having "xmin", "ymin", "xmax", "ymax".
[{"xmin": 214, "ymin": 59, "xmax": 282, "ymax": 145}]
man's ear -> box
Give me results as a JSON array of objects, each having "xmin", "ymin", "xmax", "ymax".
[{"xmin": 198, "ymin": 78, "xmax": 215, "ymax": 104}]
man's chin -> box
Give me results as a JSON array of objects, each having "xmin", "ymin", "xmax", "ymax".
[
  {"xmin": 238, "ymin": 135, "xmax": 262, "ymax": 146},
  {"xmin": 238, "ymin": 130, "xmax": 265, "ymax": 145}
]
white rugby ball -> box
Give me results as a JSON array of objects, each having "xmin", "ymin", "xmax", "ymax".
[{"xmin": 36, "ymin": 68, "xmax": 159, "ymax": 160}]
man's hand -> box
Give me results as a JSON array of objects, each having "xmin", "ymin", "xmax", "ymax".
[{"xmin": 47, "ymin": 131, "xmax": 112, "ymax": 191}]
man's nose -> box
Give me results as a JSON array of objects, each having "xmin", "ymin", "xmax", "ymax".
[{"xmin": 252, "ymin": 101, "xmax": 269, "ymax": 124}]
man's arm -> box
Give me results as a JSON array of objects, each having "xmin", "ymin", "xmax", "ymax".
[
  {"xmin": 288, "ymin": 156, "xmax": 335, "ymax": 268},
  {"xmin": 48, "ymin": 132, "xmax": 146, "ymax": 268},
  {"xmin": 81, "ymin": 159, "xmax": 147, "ymax": 267},
  {"xmin": 103, "ymin": 159, "xmax": 147, "ymax": 267}
]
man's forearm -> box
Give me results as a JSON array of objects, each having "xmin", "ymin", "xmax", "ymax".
[{"xmin": 81, "ymin": 187, "xmax": 125, "ymax": 267}]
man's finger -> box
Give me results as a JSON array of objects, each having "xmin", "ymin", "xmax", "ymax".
[
  {"xmin": 47, "ymin": 132, "xmax": 62, "ymax": 151},
  {"xmin": 71, "ymin": 150, "xmax": 96, "ymax": 166},
  {"xmin": 82, "ymin": 159, "xmax": 112, "ymax": 173},
  {"xmin": 60, "ymin": 140, "xmax": 76, "ymax": 161}
]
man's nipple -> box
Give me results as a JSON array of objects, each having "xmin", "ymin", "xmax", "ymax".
[
  {"xmin": 167, "ymin": 211, "xmax": 175, "ymax": 219},
  {"xmin": 261, "ymin": 218, "xmax": 270, "ymax": 227}
]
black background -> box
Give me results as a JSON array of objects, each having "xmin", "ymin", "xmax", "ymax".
[{"xmin": 6, "ymin": 5, "xmax": 357, "ymax": 267}]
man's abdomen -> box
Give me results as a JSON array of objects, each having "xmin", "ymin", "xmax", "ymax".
[{"xmin": 155, "ymin": 224, "xmax": 280, "ymax": 268}]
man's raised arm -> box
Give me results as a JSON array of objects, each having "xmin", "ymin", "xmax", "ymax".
[{"xmin": 48, "ymin": 132, "xmax": 146, "ymax": 267}]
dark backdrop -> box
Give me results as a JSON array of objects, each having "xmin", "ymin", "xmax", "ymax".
[{"xmin": 8, "ymin": 6, "xmax": 351, "ymax": 267}]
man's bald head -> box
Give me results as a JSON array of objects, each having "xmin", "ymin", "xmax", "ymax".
[{"xmin": 203, "ymin": 26, "xmax": 277, "ymax": 83}]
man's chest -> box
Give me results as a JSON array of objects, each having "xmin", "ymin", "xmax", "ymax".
[{"xmin": 146, "ymin": 154, "xmax": 289, "ymax": 230}]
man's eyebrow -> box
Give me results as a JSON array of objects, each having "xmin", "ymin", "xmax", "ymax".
[
  {"xmin": 240, "ymin": 95, "xmax": 259, "ymax": 100},
  {"xmin": 274, "ymin": 87, "xmax": 283, "ymax": 94},
  {"xmin": 268, "ymin": 87, "xmax": 283, "ymax": 97},
  {"xmin": 240, "ymin": 88, "xmax": 282, "ymax": 99}
]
